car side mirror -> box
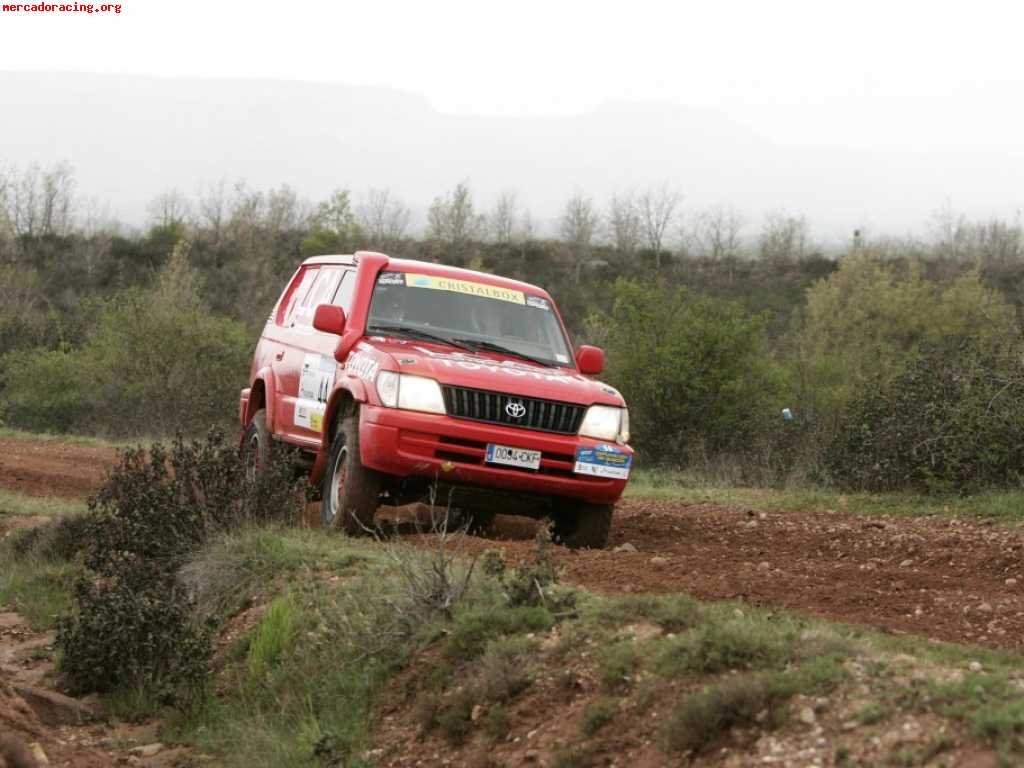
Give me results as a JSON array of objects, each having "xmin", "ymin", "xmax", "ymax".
[
  {"xmin": 575, "ymin": 345, "xmax": 604, "ymax": 375},
  {"xmin": 313, "ymin": 304, "xmax": 347, "ymax": 336}
]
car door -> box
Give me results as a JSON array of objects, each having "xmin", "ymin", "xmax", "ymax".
[{"xmin": 276, "ymin": 266, "xmax": 353, "ymax": 446}]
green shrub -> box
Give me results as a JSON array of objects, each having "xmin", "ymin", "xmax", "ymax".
[
  {"xmin": 56, "ymin": 432, "xmax": 300, "ymax": 700},
  {"xmin": 595, "ymin": 279, "xmax": 782, "ymax": 465},
  {"xmin": 661, "ymin": 673, "xmax": 793, "ymax": 754},
  {"xmin": 827, "ymin": 339, "xmax": 1024, "ymax": 492},
  {"xmin": 57, "ymin": 575, "xmax": 210, "ymax": 698},
  {"xmin": 580, "ymin": 697, "xmax": 619, "ymax": 736},
  {"xmin": 0, "ymin": 249, "xmax": 250, "ymax": 438}
]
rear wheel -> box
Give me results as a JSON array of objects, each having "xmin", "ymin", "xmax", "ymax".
[
  {"xmin": 551, "ymin": 501, "xmax": 613, "ymax": 549},
  {"xmin": 462, "ymin": 509, "xmax": 497, "ymax": 537},
  {"xmin": 242, "ymin": 410, "xmax": 272, "ymax": 480},
  {"xmin": 321, "ymin": 410, "xmax": 382, "ymax": 534}
]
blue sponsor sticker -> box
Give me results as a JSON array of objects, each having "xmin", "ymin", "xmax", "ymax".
[{"xmin": 574, "ymin": 444, "xmax": 632, "ymax": 479}]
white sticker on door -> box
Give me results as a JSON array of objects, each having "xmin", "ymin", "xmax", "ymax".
[{"xmin": 296, "ymin": 354, "xmax": 335, "ymax": 432}]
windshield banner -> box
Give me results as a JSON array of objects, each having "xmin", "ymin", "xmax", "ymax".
[{"xmin": 403, "ymin": 273, "xmax": 526, "ymax": 305}]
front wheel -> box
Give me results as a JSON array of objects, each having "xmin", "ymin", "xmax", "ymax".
[
  {"xmin": 242, "ymin": 410, "xmax": 273, "ymax": 481},
  {"xmin": 550, "ymin": 501, "xmax": 613, "ymax": 549},
  {"xmin": 321, "ymin": 410, "xmax": 382, "ymax": 534}
]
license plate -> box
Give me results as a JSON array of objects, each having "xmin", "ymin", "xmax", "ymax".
[{"xmin": 485, "ymin": 444, "xmax": 541, "ymax": 470}]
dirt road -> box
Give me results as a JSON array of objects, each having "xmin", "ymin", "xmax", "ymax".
[{"xmin": 2, "ymin": 434, "xmax": 1022, "ymax": 652}]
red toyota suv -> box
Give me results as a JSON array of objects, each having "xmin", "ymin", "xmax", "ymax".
[{"xmin": 239, "ymin": 251, "xmax": 632, "ymax": 547}]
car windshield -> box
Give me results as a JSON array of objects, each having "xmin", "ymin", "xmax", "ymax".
[{"xmin": 366, "ymin": 270, "xmax": 573, "ymax": 367}]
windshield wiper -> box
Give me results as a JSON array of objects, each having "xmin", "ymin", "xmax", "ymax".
[
  {"xmin": 366, "ymin": 324, "xmax": 473, "ymax": 351},
  {"xmin": 452, "ymin": 338, "xmax": 555, "ymax": 368}
]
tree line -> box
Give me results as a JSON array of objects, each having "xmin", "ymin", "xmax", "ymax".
[{"xmin": 3, "ymin": 160, "xmax": 1024, "ymax": 493}]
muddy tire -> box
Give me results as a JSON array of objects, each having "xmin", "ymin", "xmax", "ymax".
[
  {"xmin": 242, "ymin": 410, "xmax": 273, "ymax": 480},
  {"xmin": 463, "ymin": 509, "xmax": 497, "ymax": 537},
  {"xmin": 321, "ymin": 410, "xmax": 381, "ymax": 534},
  {"xmin": 551, "ymin": 501, "xmax": 613, "ymax": 549}
]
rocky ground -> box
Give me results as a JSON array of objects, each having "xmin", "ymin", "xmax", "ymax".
[{"xmin": 1, "ymin": 433, "xmax": 1022, "ymax": 767}]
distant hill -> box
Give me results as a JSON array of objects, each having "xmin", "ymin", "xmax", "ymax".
[{"xmin": 2, "ymin": 71, "xmax": 1021, "ymax": 237}]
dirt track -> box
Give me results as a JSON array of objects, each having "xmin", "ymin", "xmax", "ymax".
[{"xmin": 2, "ymin": 435, "xmax": 1023, "ymax": 652}]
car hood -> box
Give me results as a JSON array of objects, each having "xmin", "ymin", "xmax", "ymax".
[{"xmin": 364, "ymin": 338, "xmax": 625, "ymax": 407}]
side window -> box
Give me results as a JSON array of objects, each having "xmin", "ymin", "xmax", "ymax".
[
  {"xmin": 294, "ymin": 267, "xmax": 342, "ymax": 328},
  {"xmin": 331, "ymin": 270, "xmax": 356, "ymax": 313},
  {"xmin": 277, "ymin": 267, "xmax": 318, "ymax": 327}
]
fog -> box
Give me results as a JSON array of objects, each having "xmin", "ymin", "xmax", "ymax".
[{"xmin": 1, "ymin": 0, "xmax": 1023, "ymax": 240}]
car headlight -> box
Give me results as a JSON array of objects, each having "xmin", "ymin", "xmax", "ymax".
[
  {"xmin": 375, "ymin": 372, "xmax": 446, "ymax": 415},
  {"xmin": 579, "ymin": 405, "xmax": 629, "ymax": 443}
]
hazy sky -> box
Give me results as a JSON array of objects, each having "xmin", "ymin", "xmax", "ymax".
[{"xmin": 3, "ymin": 0, "xmax": 1024, "ymax": 152}]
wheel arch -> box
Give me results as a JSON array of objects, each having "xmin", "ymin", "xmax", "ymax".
[{"xmin": 311, "ymin": 381, "xmax": 367, "ymax": 485}]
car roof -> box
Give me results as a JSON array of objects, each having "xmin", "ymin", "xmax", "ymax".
[{"xmin": 300, "ymin": 252, "xmax": 551, "ymax": 297}]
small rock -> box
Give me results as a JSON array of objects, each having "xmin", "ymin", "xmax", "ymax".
[
  {"xmin": 969, "ymin": 661, "xmax": 983, "ymax": 673},
  {"xmin": 524, "ymin": 749, "xmax": 539, "ymax": 762},
  {"xmin": 614, "ymin": 543, "xmax": 637, "ymax": 554},
  {"xmin": 899, "ymin": 559, "xmax": 913, "ymax": 568},
  {"xmin": 30, "ymin": 743, "xmax": 51, "ymax": 766},
  {"xmin": 841, "ymin": 720, "xmax": 858, "ymax": 731},
  {"xmin": 649, "ymin": 556, "xmax": 669, "ymax": 566},
  {"xmin": 470, "ymin": 704, "xmax": 483, "ymax": 722},
  {"xmin": 133, "ymin": 744, "xmax": 164, "ymax": 758},
  {"xmin": 799, "ymin": 707, "xmax": 816, "ymax": 725},
  {"xmin": 978, "ymin": 603, "xmax": 993, "ymax": 613},
  {"xmin": 758, "ymin": 561, "xmax": 771, "ymax": 571},
  {"xmin": 1006, "ymin": 578, "xmax": 1018, "ymax": 587}
]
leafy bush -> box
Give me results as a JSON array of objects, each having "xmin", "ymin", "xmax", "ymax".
[
  {"xmin": 826, "ymin": 340, "xmax": 1024, "ymax": 492},
  {"xmin": 82, "ymin": 431, "xmax": 299, "ymax": 576},
  {"xmin": 0, "ymin": 248, "xmax": 251, "ymax": 437},
  {"xmin": 57, "ymin": 576, "xmax": 211, "ymax": 698},
  {"xmin": 595, "ymin": 279, "xmax": 783, "ymax": 464},
  {"xmin": 794, "ymin": 256, "xmax": 1017, "ymax": 431},
  {"xmin": 56, "ymin": 431, "xmax": 301, "ymax": 699}
]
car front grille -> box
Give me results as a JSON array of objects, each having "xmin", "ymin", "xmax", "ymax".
[{"xmin": 441, "ymin": 385, "xmax": 586, "ymax": 435}]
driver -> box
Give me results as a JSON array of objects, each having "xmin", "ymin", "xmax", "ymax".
[{"xmin": 469, "ymin": 299, "xmax": 504, "ymax": 337}]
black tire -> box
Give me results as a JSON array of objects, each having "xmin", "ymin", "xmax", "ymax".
[
  {"xmin": 463, "ymin": 509, "xmax": 497, "ymax": 537},
  {"xmin": 242, "ymin": 410, "xmax": 273, "ymax": 480},
  {"xmin": 551, "ymin": 501, "xmax": 613, "ymax": 549},
  {"xmin": 321, "ymin": 410, "xmax": 381, "ymax": 534}
]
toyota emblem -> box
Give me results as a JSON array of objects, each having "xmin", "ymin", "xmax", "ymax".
[{"xmin": 505, "ymin": 400, "xmax": 527, "ymax": 419}]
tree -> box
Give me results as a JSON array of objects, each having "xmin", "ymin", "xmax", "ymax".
[
  {"xmin": 7, "ymin": 161, "xmax": 77, "ymax": 238},
  {"xmin": 487, "ymin": 190, "xmax": 518, "ymax": 245},
  {"xmin": 689, "ymin": 205, "xmax": 745, "ymax": 262},
  {"xmin": 357, "ymin": 188, "xmax": 411, "ymax": 250},
  {"xmin": 560, "ymin": 191, "xmax": 600, "ymax": 283},
  {"xmin": 300, "ymin": 189, "xmax": 364, "ymax": 257},
  {"xmin": 759, "ymin": 211, "xmax": 809, "ymax": 264},
  {"xmin": 147, "ymin": 189, "xmax": 192, "ymax": 231},
  {"xmin": 638, "ymin": 184, "xmax": 681, "ymax": 268},
  {"xmin": 606, "ymin": 191, "xmax": 641, "ymax": 255},
  {"xmin": 427, "ymin": 181, "xmax": 483, "ymax": 259}
]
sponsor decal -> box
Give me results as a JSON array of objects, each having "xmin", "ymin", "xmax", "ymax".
[
  {"xmin": 377, "ymin": 271, "xmax": 405, "ymax": 286},
  {"xmin": 346, "ymin": 350, "xmax": 380, "ymax": 383},
  {"xmin": 525, "ymin": 295, "xmax": 551, "ymax": 311},
  {"xmin": 295, "ymin": 354, "xmax": 336, "ymax": 432},
  {"xmin": 574, "ymin": 444, "xmax": 632, "ymax": 480},
  {"xmin": 412, "ymin": 347, "xmax": 575, "ymax": 383},
  {"xmin": 403, "ymin": 273, "xmax": 526, "ymax": 305}
]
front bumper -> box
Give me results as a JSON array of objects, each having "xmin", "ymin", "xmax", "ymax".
[{"xmin": 359, "ymin": 405, "xmax": 631, "ymax": 505}]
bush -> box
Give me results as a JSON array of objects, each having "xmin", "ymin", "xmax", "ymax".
[
  {"xmin": 595, "ymin": 279, "xmax": 782, "ymax": 464},
  {"xmin": 0, "ymin": 248, "xmax": 251, "ymax": 437},
  {"xmin": 827, "ymin": 340, "xmax": 1024, "ymax": 492},
  {"xmin": 82, "ymin": 431, "xmax": 299, "ymax": 576},
  {"xmin": 57, "ymin": 576, "xmax": 211, "ymax": 698},
  {"xmin": 56, "ymin": 431, "xmax": 301, "ymax": 699}
]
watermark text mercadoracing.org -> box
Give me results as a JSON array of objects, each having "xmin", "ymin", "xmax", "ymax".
[{"xmin": 3, "ymin": 2, "xmax": 122, "ymax": 13}]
